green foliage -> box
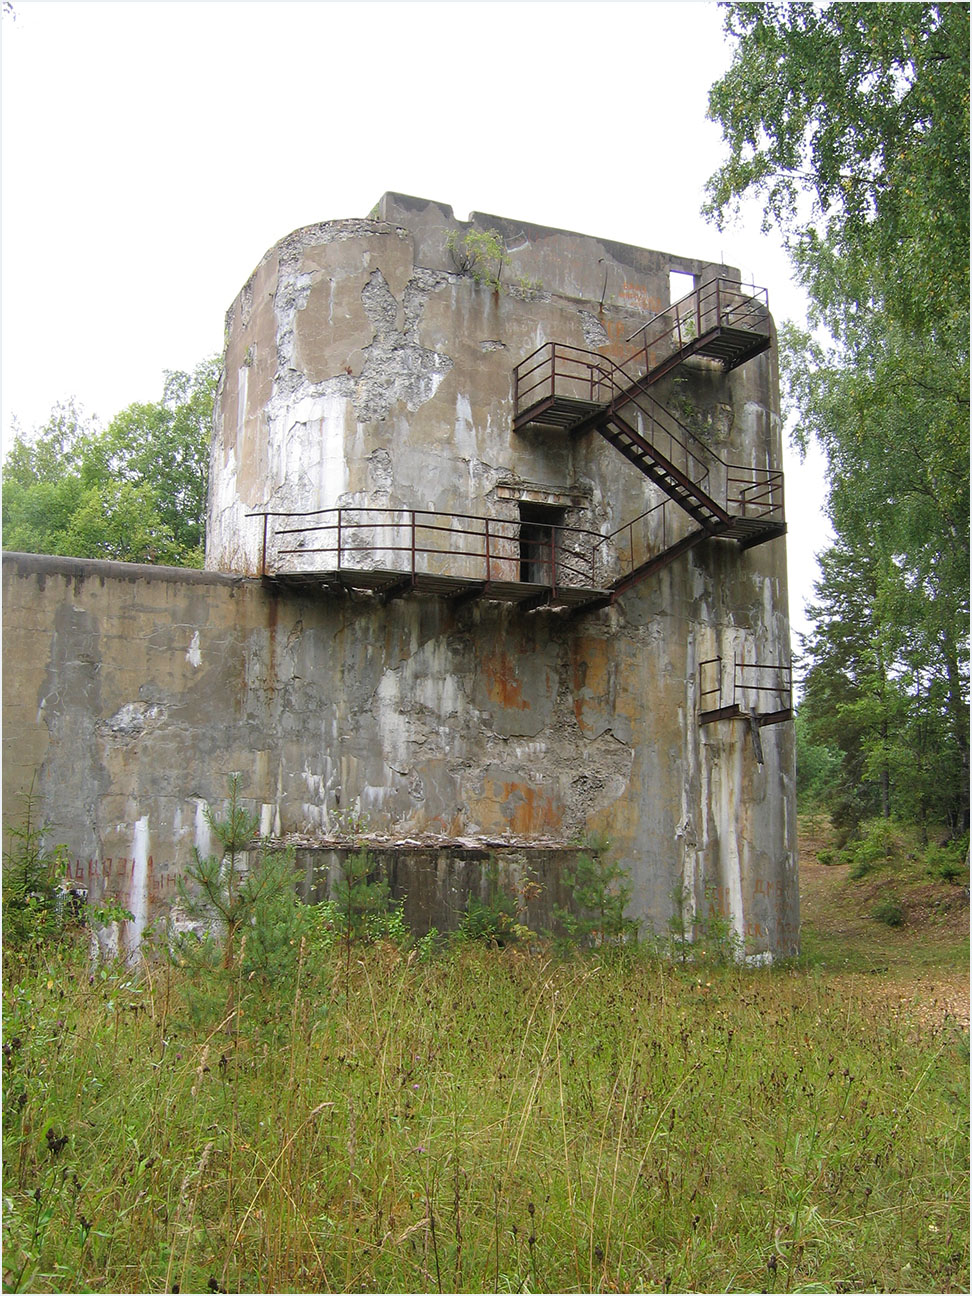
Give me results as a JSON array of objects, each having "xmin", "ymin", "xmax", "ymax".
[
  {"xmin": 1, "ymin": 786, "xmax": 73, "ymax": 953},
  {"xmin": 332, "ymin": 848, "xmax": 396, "ymax": 943},
  {"xmin": 926, "ymin": 837, "xmax": 969, "ymax": 885},
  {"xmin": 872, "ymin": 897, "xmax": 905, "ymax": 928},
  {"xmin": 697, "ymin": 889, "xmax": 745, "ymax": 964},
  {"xmin": 446, "ymin": 227, "xmax": 510, "ymax": 291},
  {"xmin": 554, "ymin": 844, "xmax": 639, "ymax": 949},
  {"xmin": 666, "ymin": 883, "xmax": 745, "ymax": 964},
  {"xmin": 172, "ymin": 776, "xmax": 306, "ymax": 984},
  {"xmin": 840, "ymin": 817, "xmax": 899, "ymax": 880},
  {"xmin": 794, "ymin": 707, "xmax": 841, "ymax": 812},
  {"xmin": 706, "ymin": 3, "xmax": 969, "ymax": 842},
  {"xmin": 706, "ymin": 3, "xmax": 969, "ymax": 340},
  {"xmin": 456, "ymin": 858, "xmax": 532, "ymax": 947},
  {"xmin": 666, "ymin": 883, "xmax": 694, "ymax": 960},
  {"xmin": 2, "ymin": 357, "xmax": 219, "ymax": 568}
]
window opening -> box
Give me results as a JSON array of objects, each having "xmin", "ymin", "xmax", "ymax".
[
  {"xmin": 518, "ymin": 502, "xmax": 566, "ymax": 584},
  {"xmin": 669, "ymin": 270, "xmax": 696, "ymax": 304}
]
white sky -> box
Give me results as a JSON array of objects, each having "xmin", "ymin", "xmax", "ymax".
[{"xmin": 1, "ymin": 0, "xmax": 831, "ymax": 639}]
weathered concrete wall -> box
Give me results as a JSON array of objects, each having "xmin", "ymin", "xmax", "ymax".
[
  {"xmin": 2, "ymin": 196, "xmax": 798, "ymax": 958},
  {"xmin": 206, "ymin": 194, "xmax": 753, "ymax": 579},
  {"xmin": 3, "ymin": 537, "xmax": 796, "ymax": 958},
  {"xmin": 293, "ymin": 845, "xmax": 581, "ymax": 938}
]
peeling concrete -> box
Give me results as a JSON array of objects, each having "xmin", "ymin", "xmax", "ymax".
[{"xmin": 4, "ymin": 195, "xmax": 797, "ymax": 958}]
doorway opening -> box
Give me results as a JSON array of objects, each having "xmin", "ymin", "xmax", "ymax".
[{"xmin": 518, "ymin": 502, "xmax": 566, "ymax": 584}]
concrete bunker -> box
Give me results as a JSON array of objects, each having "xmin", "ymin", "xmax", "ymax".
[{"xmin": 2, "ymin": 193, "xmax": 798, "ymax": 958}]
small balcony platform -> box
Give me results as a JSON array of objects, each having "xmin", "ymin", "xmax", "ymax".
[
  {"xmin": 714, "ymin": 516, "xmax": 787, "ymax": 549},
  {"xmin": 513, "ymin": 394, "xmax": 607, "ymax": 432},
  {"xmin": 699, "ymin": 703, "xmax": 793, "ymax": 728},
  {"xmin": 267, "ymin": 565, "xmax": 611, "ymax": 611},
  {"xmin": 698, "ymin": 656, "xmax": 793, "ymax": 731}
]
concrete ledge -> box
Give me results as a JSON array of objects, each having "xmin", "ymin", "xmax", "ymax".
[{"xmin": 2, "ymin": 551, "xmax": 250, "ymax": 588}]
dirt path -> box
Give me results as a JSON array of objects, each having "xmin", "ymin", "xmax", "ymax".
[{"xmin": 798, "ymin": 834, "xmax": 970, "ymax": 1033}]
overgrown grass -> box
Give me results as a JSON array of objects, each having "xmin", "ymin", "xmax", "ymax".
[{"xmin": 3, "ymin": 936, "xmax": 968, "ymax": 1293}]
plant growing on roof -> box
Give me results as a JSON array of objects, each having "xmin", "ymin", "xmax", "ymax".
[{"xmin": 446, "ymin": 227, "xmax": 510, "ymax": 291}]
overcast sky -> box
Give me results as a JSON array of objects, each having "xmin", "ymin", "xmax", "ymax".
[{"xmin": 1, "ymin": 0, "xmax": 831, "ymax": 638}]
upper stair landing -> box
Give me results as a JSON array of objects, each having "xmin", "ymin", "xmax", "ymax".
[{"xmin": 626, "ymin": 278, "xmax": 772, "ymax": 387}]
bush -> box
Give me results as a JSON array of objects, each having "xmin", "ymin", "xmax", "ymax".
[
  {"xmin": 841, "ymin": 818, "xmax": 899, "ymax": 878},
  {"xmin": 925, "ymin": 836, "xmax": 969, "ymax": 884},
  {"xmin": 332, "ymin": 848, "xmax": 396, "ymax": 942},
  {"xmin": 171, "ymin": 776, "xmax": 307, "ymax": 984},
  {"xmin": 2, "ymin": 786, "xmax": 75, "ymax": 953},
  {"xmin": 872, "ymin": 898, "xmax": 905, "ymax": 927},
  {"xmin": 456, "ymin": 858, "xmax": 534, "ymax": 947},
  {"xmin": 554, "ymin": 844, "xmax": 639, "ymax": 950}
]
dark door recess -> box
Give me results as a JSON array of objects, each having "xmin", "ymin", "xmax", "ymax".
[{"xmin": 519, "ymin": 502, "xmax": 566, "ymax": 584}]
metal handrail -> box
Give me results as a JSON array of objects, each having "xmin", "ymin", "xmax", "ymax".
[
  {"xmin": 734, "ymin": 657, "xmax": 792, "ymax": 712},
  {"xmin": 699, "ymin": 657, "xmax": 723, "ymax": 709},
  {"xmin": 699, "ymin": 654, "xmax": 792, "ymax": 714},
  {"xmin": 600, "ymin": 353, "xmax": 715, "ymax": 491},
  {"xmin": 625, "ymin": 277, "xmax": 770, "ymax": 356},
  {"xmin": 248, "ymin": 505, "xmax": 606, "ymax": 588},
  {"xmin": 726, "ymin": 466, "xmax": 785, "ymax": 518},
  {"xmin": 592, "ymin": 498, "xmax": 684, "ymax": 575},
  {"xmin": 513, "ymin": 343, "xmax": 783, "ymax": 525},
  {"xmin": 514, "ymin": 343, "xmax": 712, "ymax": 491},
  {"xmin": 514, "ymin": 341, "xmax": 615, "ymax": 412}
]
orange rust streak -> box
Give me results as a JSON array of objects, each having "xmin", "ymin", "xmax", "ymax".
[
  {"xmin": 500, "ymin": 782, "xmax": 563, "ymax": 835},
  {"xmin": 483, "ymin": 651, "xmax": 529, "ymax": 711}
]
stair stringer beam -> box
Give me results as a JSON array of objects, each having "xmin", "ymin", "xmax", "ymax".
[{"xmin": 593, "ymin": 410, "xmax": 731, "ymax": 531}]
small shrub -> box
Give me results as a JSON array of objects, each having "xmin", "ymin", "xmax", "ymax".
[
  {"xmin": 872, "ymin": 897, "xmax": 904, "ymax": 927},
  {"xmin": 446, "ymin": 227, "xmax": 509, "ymax": 291},
  {"xmin": 696, "ymin": 888, "xmax": 743, "ymax": 963},
  {"xmin": 936, "ymin": 857, "xmax": 966, "ymax": 884},
  {"xmin": 841, "ymin": 817, "xmax": 899, "ymax": 878},
  {"xmin": 332, "ymin": 848, "xmax": 394, "ymax": 942},
  {"xmin": 415, "ymin": 926, "xmax": 442, "ymax": 961},
  {"xmin": 554, "ymin": 844, "xmax": 639, "ymax": 950},
  {"xmin": 171, "ymin": 775, "xmax": 307, "ymax": 983},
  {"xmin": 456, "ymin": 858, "xmax": 530, "ymax": 947},
  {"xmin": 2, "ymin": 785, "xmax": 75, "ymax": 953},
  {"xmin": 666, "ymin": 882, "xmax": 694, "ymax": 961},
  {"xmin": 925, "ymin": 837, "xmax": 969, "ymax": 884}
]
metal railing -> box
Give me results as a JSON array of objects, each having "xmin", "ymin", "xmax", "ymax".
[
  {"xmin": 593, "ymin": 498, "xmax": 694, "ymax": 577},
  {"xmin": 513, "ymin": 342, "xmax": 783, "ymax": 528},
  {"xmin": 625, "ymin": 278, "xmax": 770, "ymax": 371},
  {"xmin": 513, "ymin": 341, "xmax": 615, "ymax": 414},
  {"xmin": 515, "ymin": 342, "xmax": 714, "ymax": 498},
  {"xmin": 699, "ymin": 655, "xmax": 792, "ymax": 715},
  {"xmin": 249, "ymin": 505, "xmax": 606, "ymax": 589},
  {"xmin": 726, "ymin": 465, "xmax": 785, "ymax": 520}
]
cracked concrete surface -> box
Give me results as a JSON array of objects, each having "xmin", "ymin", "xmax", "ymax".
[{"xmin": 3, "ymin": 195, "xmax": 797, "ymax": 957}]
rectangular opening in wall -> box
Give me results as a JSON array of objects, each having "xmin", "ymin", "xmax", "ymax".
[
  {"xmin": 518, "ymin": 502, "xmax": 566, "ymax": 584},
  {"xmin": 669, "ymin": 270, "xmax": 696, "ymax": 304}
]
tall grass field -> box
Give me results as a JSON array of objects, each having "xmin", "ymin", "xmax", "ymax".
[{"xmin": 3, "ymin": 931, "xmax": 968, "ymax": 1293}]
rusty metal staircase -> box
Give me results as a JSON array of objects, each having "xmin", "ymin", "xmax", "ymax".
[
  {"xmin": 249, "ymin": 279, "xmax": 782, "ymax": 618},
  {"xmin": 586, "ymin": 408, "xmax": 730, "ymax": 531},
  {"xmin": 512, "ymin": 278, "xmax": 784, "ymax": 601}
]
